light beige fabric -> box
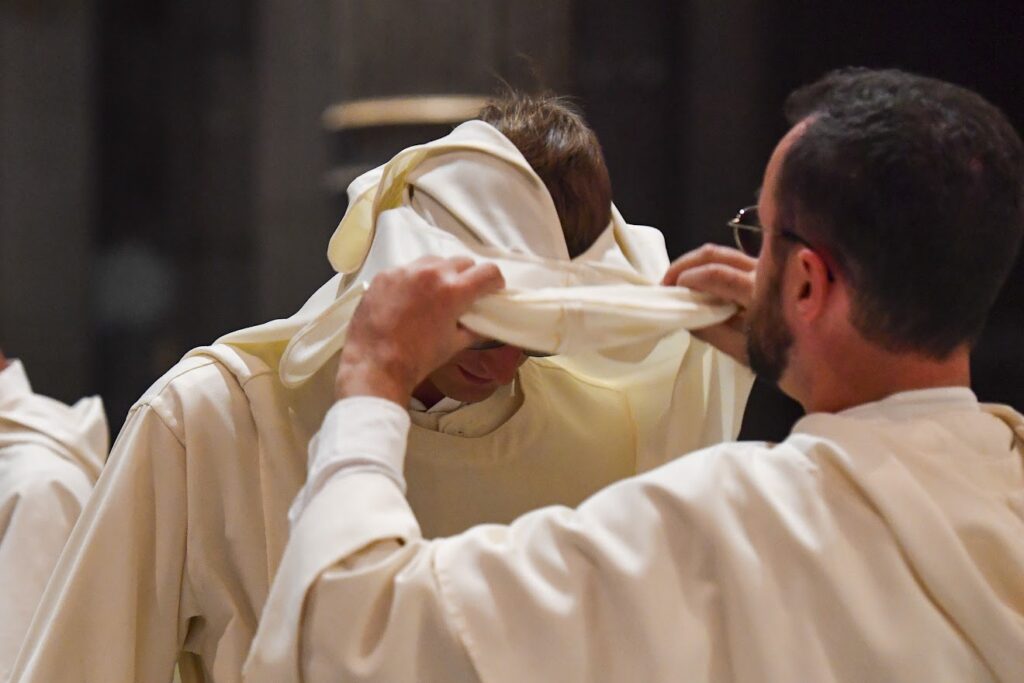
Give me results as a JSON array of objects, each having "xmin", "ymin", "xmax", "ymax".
[
  {"xmin": 246, "ymin": 388, "xmax": 1024, "ymax": 683},
  {"xmin": 11, "ymin": 122, "xmax": 750, "ymax": 683},
  {"xmin": 0, "ymin": 361, "xmax": 107, "ymax": 680},
  {"xmin": 220, "ymin": 120, "xmax": 737, "ymax": 387}
]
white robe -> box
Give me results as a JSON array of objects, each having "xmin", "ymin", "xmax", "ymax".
[
  {"xmin": 10, "ymin": 121, "xmax": 751, "ymax": 683},
  {"xmin": 245, "ymin": 388, "xmax": 1024, "ymax": 683},
  {"xmin": 0, "ymin": 361, "xmax": 107, "ymax": 680}
]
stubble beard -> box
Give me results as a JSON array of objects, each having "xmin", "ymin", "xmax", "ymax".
[{"xmin": 745, "ymin": 265, "xmax": 794, "ymax": 386}]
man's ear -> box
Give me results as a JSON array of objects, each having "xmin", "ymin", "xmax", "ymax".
[{"xmin": 790, "ymin": 248, "xmax": 833, "ymax": 323}]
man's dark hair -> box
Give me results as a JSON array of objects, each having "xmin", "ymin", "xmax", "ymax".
[
  {"xmin": 780, "ymin": 68, "xmax": 1024, "ymax": 357},
  {"xmin": 479, "ymin": 93, "xmax": 612, "ymax": 258}
]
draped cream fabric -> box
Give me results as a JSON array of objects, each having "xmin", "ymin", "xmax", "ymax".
[
  {"xmin": 11, "ymin": 122, "xmax": 750, "ymax": 683},
  {"xmin": 220, "ymin": 120, "xmax": 736, "ymax": 386},
  {"xmin": 0, "ymin": 361, "xmax": 107, "ymax": 680},
  {"xmin": 246, "ymin": 389, "xmax": 1024, "ymax": 683}
]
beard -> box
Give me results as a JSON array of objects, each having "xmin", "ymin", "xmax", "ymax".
[{"xmin": 745, "ymin": 264, "xmax": 794, "ymax": 385}]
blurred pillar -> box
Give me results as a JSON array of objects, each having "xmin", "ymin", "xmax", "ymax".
[
  {"xmin": 674, "ymin": 0, "xmax": 776, "ymax": 249},
  {"xmin": 252, "ymin": 0, "xmax": 336, "ymax": 321},
  {"xmin": 0, "ymin": 1, "xmax": 97, "ymax": 401}
]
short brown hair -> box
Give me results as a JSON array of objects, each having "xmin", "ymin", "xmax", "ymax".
[
  {"xmin": 781, "ymin": 68, "xmax": 1024, "ymax": 357},
  {"xmin": 479, "ymin": 93, "xmax": 612, "ymax": 258}
]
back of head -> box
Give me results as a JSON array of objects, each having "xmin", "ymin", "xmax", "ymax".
[
  {"xmin": 780, "ymin": 68, "xmax": 1024, "ymax": 358},
  {"xmin": 479, "ymin": 93, "xmax": 612, "ymax": 258}
]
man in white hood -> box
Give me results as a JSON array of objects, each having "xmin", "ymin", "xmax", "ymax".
[
  {"xmin": 10, "ymin": 95, "xmax": 751, "ymax": 682},
  {"xmin": 245, "ymin": 68, "xmax": 1024, "ymax": 682},
  {"xmin": 0, "ymin": 350, "xmax": 108, "ymax": 680}
]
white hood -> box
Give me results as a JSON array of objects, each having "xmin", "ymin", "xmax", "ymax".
[{"xmin": 220, "ymin": 120, "xmax": 734, "ymax": 387}]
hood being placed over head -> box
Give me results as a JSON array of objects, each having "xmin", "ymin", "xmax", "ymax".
[
  {"xmin": 0, "ymin": 360, "xmax": 109, "ymax": 482},
  {"xmin": 219, "ymin": 120, "xmax": 735, "ymax": 387}
]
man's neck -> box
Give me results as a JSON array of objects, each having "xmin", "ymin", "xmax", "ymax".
[{"xmin": 795, "ymin": 345, "xmax": 971, "ymax": 414}]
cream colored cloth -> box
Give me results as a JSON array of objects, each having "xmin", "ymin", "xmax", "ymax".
[
  {"xmin": 0, "ymin": 361, "xmax": 107, "ymax": 680},
  {"xmin": 220, "ymin": 120, "xmax": 736, "ymax": 387},
  {"xmin": 245, "ymin": 388, "xmax": 1024, "ymax": 683},
  {"xmin": 11, "ymin": 122, "xmax": 750, "ymax": 683}
]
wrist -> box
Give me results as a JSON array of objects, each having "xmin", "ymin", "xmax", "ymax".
[{"xmin": 335, "ymin": 347, "xmax": 416, "ymax": 405}]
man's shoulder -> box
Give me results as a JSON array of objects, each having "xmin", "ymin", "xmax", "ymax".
[
  {"xmin": 129, "ymin": 345, "xmax": 280, "ymax": 439},
  {"xmin": 136, "ymin": 345, "xmax": 274, "ymax": 410}
]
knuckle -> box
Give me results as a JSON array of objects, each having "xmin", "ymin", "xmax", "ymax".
[{"xmin": 697, "ymin": 243, "xmax": 721, "ymax": 260}]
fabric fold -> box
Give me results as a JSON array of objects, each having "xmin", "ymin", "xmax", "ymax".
[{"xmin": 219, "ymin": 120, "xmax": 736, "ymax": 388}]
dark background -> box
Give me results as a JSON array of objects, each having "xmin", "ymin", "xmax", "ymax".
[{"xmin": 1, "ymin": 0, "xmax": 1021, "ymax": 437}]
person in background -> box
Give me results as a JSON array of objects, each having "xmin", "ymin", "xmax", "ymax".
[{"xmin": 0, "ymin": 349, "xmax": 108, "ymax": 680}]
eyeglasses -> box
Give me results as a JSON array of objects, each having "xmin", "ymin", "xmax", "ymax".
[
  {"xmin": 467, "ymin": 339, "xmax": 553, "ymax": 358},
  {"xmin": 728, "ymin": 205, "xmax": 816, "ymax": 256},
  {"xmin": 728, "ymin": 205, "xmax": 835, "ymax": 279}
]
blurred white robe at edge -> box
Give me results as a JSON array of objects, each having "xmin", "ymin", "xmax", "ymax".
[{"xmin": 0, "ymin": 360, "xmax": 108, "ymax": 680}]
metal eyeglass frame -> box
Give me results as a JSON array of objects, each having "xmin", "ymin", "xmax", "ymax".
[{"xmin": 728, "ymin": 205, "xmax": 835, "ymax": 280}]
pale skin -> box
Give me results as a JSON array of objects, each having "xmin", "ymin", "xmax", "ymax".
[{"xmin": 337, "ymin": 120, "xmax": 972, "ymax": 416}]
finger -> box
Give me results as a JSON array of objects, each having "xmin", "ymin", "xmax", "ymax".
[
  {"xmin": 444, "ymin": 255, "xmax": 478, "ymax": 273},
  {"xmin": 662, "ymin": 244, "xmax": 757, "ymax": 285},
  {"xmin": 673, "ymin": 263, "xmax": 754, "ymax": 307},
  {"xmin": 450, "ymin": 262, "xmax": 505, "ymax": 307},
  {"xmin": 409, "ymin": 254, "xmax": 449, "ymax": 269},
  {"xmin": 690, "ymin": 323, "xmax": 749, "ymax": 365}
]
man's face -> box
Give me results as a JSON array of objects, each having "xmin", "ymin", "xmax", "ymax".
[
  {"xmin": 422, "ymin": 344, "xmax": 527, "ymax": 404},
  {"xmin": 744, "ymin": 124, "xmax": 805, "ymax": 386}
]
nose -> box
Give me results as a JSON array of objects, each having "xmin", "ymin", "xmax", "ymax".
[{"xmin": 478, "ymin": 345, "xmax": 525, "ymax": 385}]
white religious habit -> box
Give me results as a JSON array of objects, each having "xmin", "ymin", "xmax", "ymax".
[
  {"xmin": 246, "ymin": 388, "xmax": 1024, "ymax": 683},
  {"xmin": 10, "ymin": 121, "xmax": 750, "ymax": 683},
  {"xmin": 0, "ymin": 361, "xmax": 108, "ymax": 680}
]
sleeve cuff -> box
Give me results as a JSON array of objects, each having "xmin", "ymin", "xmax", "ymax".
[{"xmin": 289, "ymin": 396, "xmax": 412, "ymax": 528}]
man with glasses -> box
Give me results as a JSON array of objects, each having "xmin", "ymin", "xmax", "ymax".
[
  {"xmin": 11, "ymin": 94, "xmax": 752, "ymax": 683},
  {"xmin": 245, "ymin": 68, "xmax": 1024, "ymax": 682}
]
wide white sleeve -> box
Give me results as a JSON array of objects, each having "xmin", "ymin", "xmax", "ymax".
[
  {"xmin": 0, "ymin": 446, "xmax": 91, "ymax": 679},
  {"xmin": 10, "ymin": 404, "xmax": 188, "ymax": 683},
  {"xmin": 246, "ymin": 397, "xmax": 479, "ymax": 682},
  {"xmin": 246, "ymin": 401, "xmax": 733, "ymax": 683}
]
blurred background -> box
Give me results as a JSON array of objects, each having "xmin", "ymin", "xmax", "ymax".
[{"xmin": 1, "ymin": 0, "xmax": 1022, "ymax": 436}]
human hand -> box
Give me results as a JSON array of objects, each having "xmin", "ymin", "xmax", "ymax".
[
  {"xmin": 662, "ymin": 244, "xmax": 756, "ymax": 365},
  {"xmin": 0, "ymin": 349, "xmax": 7, "ymax": 372},
  {"xmin": 335, "ymin": 256, "xmax": 505, "ymax": 404}
]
